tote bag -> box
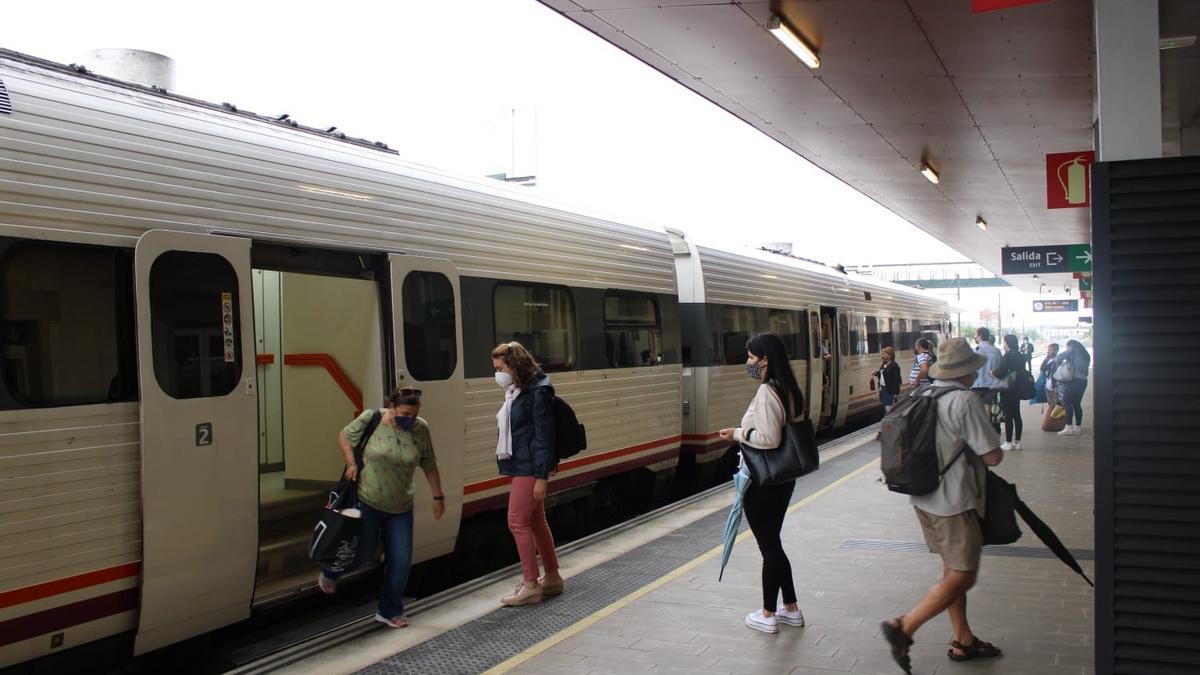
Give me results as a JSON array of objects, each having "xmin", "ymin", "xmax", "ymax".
[
  {"xmin": 308, "ymin": 410, "xmax": 382, "ymax": 570},
  {"xmin": 741, "ymin": 418, "xmax": 819, "ymax": 486}
]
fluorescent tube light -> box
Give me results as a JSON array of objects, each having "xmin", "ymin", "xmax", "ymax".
[
  {"xmin": 920, "ymin": 164, "xmax": 940, "ymax": 185},
  {"xmin": 768, "ymin": 15, "xmax": 819, "ymax": 69},
  {"xmin": 976, "ymin": 217, "xmax": 988, "ymax": 231},
  {"xmin": 1160, "ymin": 35, "xmax": 1197, "ymax": 50}
]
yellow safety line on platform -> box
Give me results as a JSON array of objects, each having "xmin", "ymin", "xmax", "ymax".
[{"xmin": 482, "ymin": 456, "xmax": 882, "ymax": 674}]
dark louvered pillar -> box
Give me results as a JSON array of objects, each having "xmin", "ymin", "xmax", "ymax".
[{"xmin": 1093, "ymin": 156, "xmax": 1200, "ymax": 675}]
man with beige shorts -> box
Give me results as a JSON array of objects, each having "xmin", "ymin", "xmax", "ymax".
[{"xmin": 880, "ymin": 337, "xmax": 1005, "ymax": 673}]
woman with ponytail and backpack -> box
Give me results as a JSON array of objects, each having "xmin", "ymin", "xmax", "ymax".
[{"xmin": 718, "ymin": 332, "xmax": 806, "ymax": 634}]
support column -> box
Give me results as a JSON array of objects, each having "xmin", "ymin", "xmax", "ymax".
[{"xmin": 1093, "ymin": 0, "xmax": 1161, "ymax": 162}]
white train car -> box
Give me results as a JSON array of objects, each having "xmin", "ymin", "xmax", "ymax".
[
  {"xmin": 0, "ymin": 49, "xmax": 949, "ymax": 669},
  {"xmin": 667, "ymin": 232, "xmax": 950, "ymax": 469}
]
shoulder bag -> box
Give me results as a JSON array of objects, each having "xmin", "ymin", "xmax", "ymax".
[
  {"xmin": 740, "ymin": 418, "xmax": 819, "ymax": 486},
  {"xmin": 1053, "ymin": 358, "xmax": 1074, "ymax": 382},
  {"xmin": 308, "ymin": 410, "xmax": 383, "ymax": 571}
]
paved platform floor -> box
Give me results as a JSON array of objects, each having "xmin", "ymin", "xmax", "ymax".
[{"xmin": 504, "ymin": 394, "xmax": 1095, "ymax": 675}]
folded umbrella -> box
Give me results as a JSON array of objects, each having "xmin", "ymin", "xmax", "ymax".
[
  {"xmin": 718, "ymin": 466, "xmax": 752, "ymax": 581},
  {"xmin": 1013, "ymin": 495, "xmax": 1095, "ymax": 587}
]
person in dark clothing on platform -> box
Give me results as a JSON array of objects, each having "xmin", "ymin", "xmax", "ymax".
[
  {"xmin": 992, "ymin": 334, "xmax": 1027, "ymax": 451},
  {"xmin": 877, "ymin": 346, "xmax": 902, "ymax": 412},
  {"xmin": 1055, "ymin": 340, "xmax": 1091, "ymax": 436},
  {"xmin": 718, "ymin": 332, "xmax": 806, "ymax": 634}
]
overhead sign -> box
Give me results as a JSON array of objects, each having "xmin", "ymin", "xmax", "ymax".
[
  {"xmin": 1047, "ymin": 151, "xmax": 1095, "ymax": 209},
  {"xmin": 973, "ymin": 0, "xmax": 1049, "ymax": 12},
  {"xmin": 1002, "ymin": 244, "xmax": 1092, "ymax": 274},
  {"xmin": 1032, "ymin": 300, "xmax": 1079, "ymax": 312}
]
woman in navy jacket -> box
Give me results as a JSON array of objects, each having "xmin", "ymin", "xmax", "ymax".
[{"xmin": 491, "ymin": 341, "xmax": 563, "ymax": 606}]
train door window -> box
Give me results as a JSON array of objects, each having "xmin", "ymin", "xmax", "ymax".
[
  {"xmin": 879, "ymin": 317, "xmax": 894, "ymax": 349},
  {"xmin": 847, "ymin": 313, "xmax": 863, "ymax": 356},
  {"xmin": 897, "ymin": 319, "xmax": 912, "ymax": 350},
  {"xmin": 0, "ymin": 240, "xmax": 136, "ymax": 408},
  {"xmin": 149, "ymin": 251, "xmax": 242, "ymax": 399},
  {"xmin": 838, "ymin": 313, "xmax": 849, "ymax": 356},
  {"xmin": 402, "ymin": 271, "xmax": 457, "ymax": 380},
  {"xmin": 720, "ymin": 306, "xmax": 758, "ymax": 365},
  {"xmin": 866, "ymin": 316, "xmax": 881, "ymax": 354},
  {"xmin": 810, "ymin": 312, "xmax": 821, "ymax": 360},
  {"xmin": 604, "ymin": 292, "xmax": 661, "ymax": 367},
  {"xmin": 768, "ymin": 309, "xmax": 808, "ymax": 360},
  {"xmin": 494, "ymin": 284, "xmax": 576, "ymax": 371}
]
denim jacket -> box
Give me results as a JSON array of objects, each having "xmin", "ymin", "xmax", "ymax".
[{"xmin": 497, "ymin": 374, "xmax": 557, "ymax": 479}]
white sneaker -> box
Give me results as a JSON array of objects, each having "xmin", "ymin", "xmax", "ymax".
[
  {"xmin": 1012, "ymin": 441, "xmax": 1022, "ymax": 451},
  {"xmin": 1000, "ymin": 442, "xmax": 1013, "ymax": 451},
  {"xmin": 776, "ymin": 606, "xmax": 805, "ymax": 627},
  {"xmin": 1058, "ymin": 427, "xmax": 1076, "ymax": 436},
  {"xmin": 1073, "ymin": 425, "xmax": 1082, "ymax": 434},
  {"xmin": 745, "ymin": 609, "xmax": 778, "ymax": 634}
]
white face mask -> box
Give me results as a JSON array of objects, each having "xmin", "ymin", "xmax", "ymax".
[{"xmin": 495, "ymin": 371, "xmax": 514, "ymax": 388}]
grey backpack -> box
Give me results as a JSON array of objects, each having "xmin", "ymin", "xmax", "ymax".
[{"xmin": 880, "ymin": 385, "xmax": 966, "ymax": 495}]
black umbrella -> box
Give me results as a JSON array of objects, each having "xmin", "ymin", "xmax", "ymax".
[{"xmin": 1012, "ymin": 494, "xmax": 1094, "ymax": 587}]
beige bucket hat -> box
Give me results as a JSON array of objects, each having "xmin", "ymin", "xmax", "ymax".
[{"xmin": 929, "ymin": 337, "xmax": 987, "ymax": 380}]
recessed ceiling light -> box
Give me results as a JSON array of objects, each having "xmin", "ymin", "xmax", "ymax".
[
  {"xmin": 976, "ymin": 217, "xmax": 988, "ymax": 231},
  {"xmin": 920, "ymin": 163, "xmax": 940, "ymax": 185}
]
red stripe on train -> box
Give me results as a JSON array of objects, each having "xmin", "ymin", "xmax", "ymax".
[
  {"xmin": 0, "ymin": 588, "xmax": 139, "ymax": 648},
  {"xmin": 0, "ymin": 562, "xmax": 140, "ymax": 610},
  {"xmin": 463, "ymin": 434, "xmax": 683, "ymax": 495}
]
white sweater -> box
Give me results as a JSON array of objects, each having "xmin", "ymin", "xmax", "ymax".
[{"xmin": 733, "ymin": 384, "xmax": 795, "ymax": 449}]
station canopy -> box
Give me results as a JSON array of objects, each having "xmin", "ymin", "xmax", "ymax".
[{"xmin": 537, "ymin": 0, "xmax": 1094, "ymax": 292}]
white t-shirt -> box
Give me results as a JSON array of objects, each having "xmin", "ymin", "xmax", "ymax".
[{"xmin": 909, "ymin": 381, "xmax": 1001, "ymax": 517}]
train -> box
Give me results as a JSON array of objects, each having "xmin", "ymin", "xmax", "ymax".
[{"xmin": 0, "ymin": 48, "xmax": 949, "ymax": 669}]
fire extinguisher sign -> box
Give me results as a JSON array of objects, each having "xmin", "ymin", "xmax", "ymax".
[{"xmin": 1046, "ymin": 150, "xmax": 1095, "ymax": 209}]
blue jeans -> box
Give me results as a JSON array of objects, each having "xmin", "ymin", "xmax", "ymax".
[{"xmin": 321, "ymin": 500, "xmax": 414, "ymax": 620}]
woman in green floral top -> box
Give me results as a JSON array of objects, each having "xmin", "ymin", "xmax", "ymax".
[{"xmin": 317, "ymin": 387, "xmax": 444, "ymax": 628}]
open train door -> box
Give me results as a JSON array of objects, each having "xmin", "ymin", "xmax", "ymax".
[
  {"xmin": 389, "ymin": 254, "xmax": 465, "ymax": 561},
  {"xmin": 806, "ymin": 307, "xmax": 824, "ymax": 427},
  {"xmin": 134, "ymin": 231, "xmax": 258, "ymax": 655}
]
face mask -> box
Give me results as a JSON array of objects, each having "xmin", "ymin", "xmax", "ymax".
[
  {"xmin": 746, "ymin": 361, "xmax": 762, "ymax": 380},
  {"xmin": 495, "ymin": 371, "xmax": 514, "ymax": 388},
  {"xmin": 395, "ymin": 415, "xmax": 415, "ymax": 431}
]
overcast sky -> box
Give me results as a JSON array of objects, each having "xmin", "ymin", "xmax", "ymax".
[{"xmin": 7, "ymin": 0, "xmax": 978, "ymax": 271}]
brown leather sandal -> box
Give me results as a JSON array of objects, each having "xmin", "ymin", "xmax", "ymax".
[
  {"xmin": 880, "ymin": 617, "xmax": 913, "ymax": 674},
  {"xmin": 948, "ymin": 637, "xmax": 1002, "ymax": 661}
]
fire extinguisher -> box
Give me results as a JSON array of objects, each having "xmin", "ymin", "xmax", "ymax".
[{"xmin": 1057, "ymin": 155, "xmax": 1088, "ymax": 205}]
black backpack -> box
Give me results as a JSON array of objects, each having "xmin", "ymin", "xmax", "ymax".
[
  {"xmin": 552, "ymin": 396, "xmax": 587, "ymax": 461},
  {"xmin": 880, "ymin": 384, "xmax": 966, "ymax": 495}
]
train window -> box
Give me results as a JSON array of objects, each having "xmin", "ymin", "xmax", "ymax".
[
  {"xmin": 838, "ymin": 313, "xmax": 849, "ymax": 356},
  {"xmin": 494, "ymin": 284, "xmax": 576, "ymax": 371},
  {"xmin": 402, "ymin": 272, "xmax": 457, "ymax": 380},
  {"xmin": 149, "ymin": 251, "xmax": 242, "ymax": 399},
  {"xmin": 604, "ymin": 293, "xmax": 661, "ymax": 367},
  {"xmin": 879, "ymin": 317, "xmax": 894, "ymax": 349},
  {"xmin": 847, "ymin": 313, "xmax": 862, "ymax": 356},
  {"xmin": 897, "ymin": 319, "xmax": 913, "ymax": 350},
  {"xmin": 810, "ymin": 312, "xmax": 821, "ymax": 360},
  {"xmin": 866, "ymin": 316, "xmax": 882, "ymax": 354},
  {"xmin": 720, "ymin": 306, "xmax": 758, "ymax": 365},
  {"xmin": 768, "ymin": 309, "xmax": 808, "ymax": 360},
  {"xmin": 0, "ymin": 241, "xmax": 136, "ymax": 407}
]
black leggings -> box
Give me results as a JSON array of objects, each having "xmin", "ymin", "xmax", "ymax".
[
  {"xmin": 1060, "ymin": 379, "xmax": 1088, "ymax": 426},
  {"xmin": 1000, "ymin": 393, "xmax": 1023, "ymax": 442},
  {"xmin": 743, "ymin": 480, "xmax": 797, "ymax": 612}
]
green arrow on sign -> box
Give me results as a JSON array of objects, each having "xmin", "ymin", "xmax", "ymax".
[{"xmin": 1067, "ymin": 244, "xmax": 1092, "ymax": 272}]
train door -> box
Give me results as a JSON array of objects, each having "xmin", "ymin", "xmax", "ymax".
[
  {"xmin": 833, "ymin": 308, "xmax": 851, "ymax": 428},
  {"xmin": 818, "ymin": 307, "xmax": 838, "ymax": 429},
  {"xmin": 389, "ymin": 254, "xmax": 465, "ymax": 560},
  {"xmin": 807, "ymin": 307, "xmax": 823, "ymax": 425},
  {"xmin": 134, "ymin": 231, "xmax": 258, "ymax": 655}
]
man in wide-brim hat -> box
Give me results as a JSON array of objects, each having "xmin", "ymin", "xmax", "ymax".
[{"xmin": 881, "ymin": 337, "xmax": 1005, "ymax": 673}]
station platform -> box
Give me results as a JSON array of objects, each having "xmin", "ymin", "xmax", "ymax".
[{"xmin": 279, "ymin": 392, "xmax": 1095, "ymax": 675}]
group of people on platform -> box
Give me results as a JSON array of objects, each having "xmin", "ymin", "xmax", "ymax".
[{"xmin": 308, "ymin": 326, "xmax": 1090, "ymax": 674}]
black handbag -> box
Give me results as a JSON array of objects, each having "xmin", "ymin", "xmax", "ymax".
[
  {"xmin": 979, "ymin": 470, "xmax": 1022, "ymax": 546},
  {"xmin": 740, "ymin": 418, "xmax": 819, "ymax": 486},
  {"xmin": 308, "ymin": 410, "xmax": 382, "ymax": 571}
]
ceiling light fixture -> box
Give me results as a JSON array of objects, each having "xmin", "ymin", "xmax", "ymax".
[
  {"xmin": 1160, "ymin": 35, "xmax": 1197, "ymax": 50},
  {"xmin": 920, "ymin": 163, "xmax": 940, "ymax": 185},
  {"xmin": 976, "ymin": 216, "xmax": 988, "ymax": 231},
  {"xmin": 767, "ymin": 15, "xmax": 820, "ymax": 69}
]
